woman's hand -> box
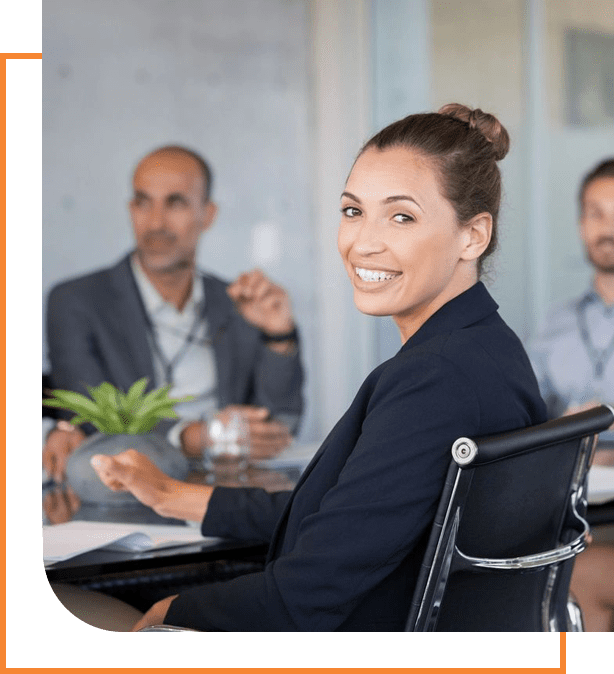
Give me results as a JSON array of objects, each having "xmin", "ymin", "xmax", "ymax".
[
  {"xmin": 90, "ymin": 449, "xmax": 213, "ymax": 522},
  {"xmin": 131, "ymin": 595, "xmax": 178, "ymax": 632}
]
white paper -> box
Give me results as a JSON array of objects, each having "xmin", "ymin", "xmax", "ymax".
[
  {"xmin": 43, "ymin": 520, "xmax": 221, "ymax": 564},
  {"xmin": 588, "ymin": 465, "xmax": 614, "ymax": 505}
]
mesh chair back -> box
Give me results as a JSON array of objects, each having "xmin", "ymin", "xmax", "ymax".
[{"xmin": 407, "ymin": 405, "xmax": 614, "ymax": 631}]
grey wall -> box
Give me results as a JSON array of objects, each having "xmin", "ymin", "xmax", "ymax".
[
  {"xmin": 43, "ymin": 0, "xmax": 320, "ymax": 440},
  {"xmin": 43, "ymin": 0, "xmax": 614, "ymax": 443}
]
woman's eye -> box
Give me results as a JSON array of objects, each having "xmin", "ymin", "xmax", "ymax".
[
  {"xmin": 392, "ymin": 213, "xmax": 415, "ymax": 224},
  {"xmin": 341, "ymin": 206, "xmax": 361, "ymax": 218}
]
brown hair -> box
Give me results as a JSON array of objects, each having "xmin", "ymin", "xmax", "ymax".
[
  {"xmin": 579, "ymin": 158, "xmax": 614, "ymax": 212},
  {"xmin": 359, "ymin": 103, "xmax": 510, "ymax": 275}
]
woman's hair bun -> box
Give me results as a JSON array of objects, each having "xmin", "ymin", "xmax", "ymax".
[{"xmin": 438, "ymin": 103, "xmax": 510, "ymax": 161}]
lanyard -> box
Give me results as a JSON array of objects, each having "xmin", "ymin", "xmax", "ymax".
[
  {"xmin": 576, "ymin": 298, "xmax": 614, "ymax": 379},
  {"xmin": 145, "ymin": 311, "xmax": 205, "ymax": 387}
]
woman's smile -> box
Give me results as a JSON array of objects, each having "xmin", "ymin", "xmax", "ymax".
[
  {"xmin": 338, "ymin": 146, "xmax": 484, "ymax": 341},
  {"xmin": 354, "ymin": 267, "xmax": 402, "ymax": 284}
]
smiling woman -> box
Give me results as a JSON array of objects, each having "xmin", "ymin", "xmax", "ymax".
[
  {"xmin": 90, "ymin": 104, "xmax": 548, "ymax": 632},
  {"xmin": 338, "ymin": 104, "xmax": 510, "ymax": 342}
]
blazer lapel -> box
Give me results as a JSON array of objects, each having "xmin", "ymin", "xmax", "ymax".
[
  {"xmin": 108, "ymin": 255, "xmax": 157, "ymax": 389},
  {"xmin": 201, "ymin": 275, "xmax": 235, "ymax": 408}
]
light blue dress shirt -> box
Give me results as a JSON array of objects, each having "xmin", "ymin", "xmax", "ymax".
[
  {"xmin": 529, "ymin": 287, "xmax": 614, "ymax": 434},
  {"xmin": 130, "ymin": 256, "xmax": 219, "ymax": 445}
]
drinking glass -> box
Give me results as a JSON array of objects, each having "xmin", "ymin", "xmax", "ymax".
[{"xmin": 204, "ymin": 410, "xmax": 250, "ymax": 483}]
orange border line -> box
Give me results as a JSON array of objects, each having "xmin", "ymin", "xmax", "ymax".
[
  {"xmin": 1, "ymin": 50, "xmax": 42, "ymax": 672},
  {"xmin": 6, "ymin": 46, "xmax": 567, "ymax": 674}
]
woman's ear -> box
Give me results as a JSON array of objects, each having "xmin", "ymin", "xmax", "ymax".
[{"xmin": 460, "ymin": 212, "xmax": 492, "ymax": 261}]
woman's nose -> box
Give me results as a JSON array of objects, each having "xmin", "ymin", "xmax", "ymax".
[{"xmin": 353, "ymin": 220, "xmax": 386, "ymax": 255}]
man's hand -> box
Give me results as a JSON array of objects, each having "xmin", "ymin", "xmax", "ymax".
[
  {"xmin": 227, "ymin": 269, "xmax": 295, "ymax": 337},
  {"xmin": 132, "ymin": 595, "xmax": 178, "ymax": 632},
  {"xmin": 181, "ymin": 406, "xmax": 292, "ymax": 460},
  {"xmin": 90, "ymin": 449, "xmax": 212, "ymax": 522},
  {"xmin": 43, "ymin": 485, "xmax": 81, "ymax": 524},
  {"xmin": 42, "ymin": 425, "xmax": 86, "ymax": 483},
  {"xmin": 216, "ymin": 405, "xmax": 292, "ymax": 459},
  {"xmin": 564, "ymin": 400, "xmax": 614, "ymax": 432},
  {"xmin": 564, "ymin": 400, "xmax": 600, "ymax": 416}
]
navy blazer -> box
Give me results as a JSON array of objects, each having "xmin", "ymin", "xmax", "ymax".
[
  {"xmin": 165, "ymin": 282, "xmax": 547, "ymax": 631},
  {"xmin": 46, "ymin": 255, "xmax": 304, "ymax": 432}
]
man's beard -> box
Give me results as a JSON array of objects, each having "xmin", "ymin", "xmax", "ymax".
[
  {"xmin": 136, "ymin": 245, "xmax": 192, "ymax": 274},
  {"xmin": 586, "ymin": 236, "xmax": 614, "ymax": 274}
]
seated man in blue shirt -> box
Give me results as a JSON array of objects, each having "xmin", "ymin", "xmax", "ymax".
[
  {"xmin": 530, "ymin": 158, "xmax": 614, "ymax": 632},
  {"xmin": 529, "ymin": 158, "xmax": 614, "ymax": 423},
  {"xmin": 43, "ymin": 145, "xmax": 304, "ymax": 482}
]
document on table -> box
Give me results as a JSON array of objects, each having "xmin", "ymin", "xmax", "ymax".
[
  {"xmin": 43, "ymin": 520, "xmax": 222, "ymax": 565},
  {"xmin": 588, "ymin": 465, "xmax": 614, "ymax": 505}
]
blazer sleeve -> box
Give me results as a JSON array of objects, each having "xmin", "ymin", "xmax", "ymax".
[
  {"xmin": 164, "ymin": 353, "xmax": 481, "ymax": 631},
  {"xmin": 201, "ymin": 487, "xmax": 293, "ymax": 542},
  {"xmin": 46, "ymin": 283, "xmax": 110, "ymax": 395}
]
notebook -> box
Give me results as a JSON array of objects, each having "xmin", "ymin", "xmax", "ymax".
[{"xmin": 43, "ymin": 520, "xmax": 221, "ymax": 565}]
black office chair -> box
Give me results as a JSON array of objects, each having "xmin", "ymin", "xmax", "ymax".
[
  {"xmin": 406, "ymin": 404, "xmax": 614, "ymax": 632},
  {"xmin": 139, "ymin": 405, "xmax": 614, "ymax": 633}
]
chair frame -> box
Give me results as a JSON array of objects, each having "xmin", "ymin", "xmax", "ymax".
[
  {"xmin": 139, "ymin": 406, "xmax": 614, "ymax": 633},
  {"xmin": 406, "ymin": 404, "xmax": 614, "ymax": 632}
]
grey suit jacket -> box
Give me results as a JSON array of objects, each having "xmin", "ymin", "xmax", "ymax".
[{"xmin": 46, "ymin": 255, "xmax": 304, "ymax": 433}]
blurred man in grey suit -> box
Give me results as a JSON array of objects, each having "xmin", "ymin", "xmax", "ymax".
[{"xmin": 43, "ymin": 146, "xmax": 304, "ymax": 481}]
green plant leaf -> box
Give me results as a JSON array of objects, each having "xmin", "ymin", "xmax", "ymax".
[
  {"xmin": 44, "ymin": 390, "xmax": 101, "ymax": 415},
  {"xmin": 89, "ymin": 418, "xmax": 109, "ymax": 434},
  {"xmin": 44, "ymin": 380, "xmax": 192, "ymax": 436},
  {"xmin": 130, "ymin": 395, "xmax": 176, "ymax": 418},
  {"xmin": 154, "ymin": 408, "xmax": 180, "ymax": 418},
  {"xmin": 100, "ymin": 408, "xmax": 128, "ymax": 435},
  {"xmin": 87, "ymin": 382, "xmax": 121, "ymax": 410},
  {"xmin": 135, "ymin": 417, "xmax": 159, "ymax": 434},
  {"xmin": 42, "ymin": 399, "xmax": 108, "ymax": 428},
  {"xmin": 125, "ymin": 377, "xmax": 150, "ymax": 409},
  {"xmin": 85, "ymin": 393, "xmax": 115, "ymax": 422},
  {"xmin": 42, "ymin": 398, "xmax": 71, "ymax": 408}
]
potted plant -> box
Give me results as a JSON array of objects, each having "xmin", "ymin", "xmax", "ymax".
[{"xmin": 43, "ymin": 378, "xmax": 193, "ymax": 505}]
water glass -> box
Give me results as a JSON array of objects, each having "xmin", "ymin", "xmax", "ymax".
[{"xmin": 204, "ymin": 410, "xmax": 250, "ymax": 482}]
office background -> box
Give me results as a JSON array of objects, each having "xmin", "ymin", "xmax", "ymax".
[{"xmin": 42, "ymin": 0, "xmax": 614, "ymax": 443}]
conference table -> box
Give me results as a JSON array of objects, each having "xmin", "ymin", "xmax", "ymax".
[
  {"xmin": 586, "ymin": 441, "xmax": 614, "ymax": 527},
  {"xmin": 43, "ymin": 461, "xmax": 306, "ymax": 612},
  {"xmin": 43, "ymin": 440, "xmax": 614, "ymax": 612}
]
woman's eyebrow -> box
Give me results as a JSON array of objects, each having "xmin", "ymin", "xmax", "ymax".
[
  {"xmin": 341, "ymin": 191, "xmax": 424, "ymax": 213},
  {"xmin": 384, "ymin": 195, "xmax": 424, "ymax": 212},
  {"xmin": 341, "ymin": 191, "xmax": 361, "ymax": 203}
]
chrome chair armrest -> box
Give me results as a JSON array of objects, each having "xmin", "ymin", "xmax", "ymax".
[
  {"xmin": 138, "ymin": 625, "xmax": 199, "ymax": 632},
  {"xmin": 456, "ymin": 509, "xmax": 590, "ymax": 572}
]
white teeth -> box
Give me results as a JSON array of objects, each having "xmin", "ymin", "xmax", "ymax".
[{"xmin": 355, "ymin": 267, "xmax": 399, "ymax": 282}]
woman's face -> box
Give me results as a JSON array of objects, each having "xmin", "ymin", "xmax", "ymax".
[{"xmin": 338, "ymin": 146, "xmax": 481, "ymax": 342}]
